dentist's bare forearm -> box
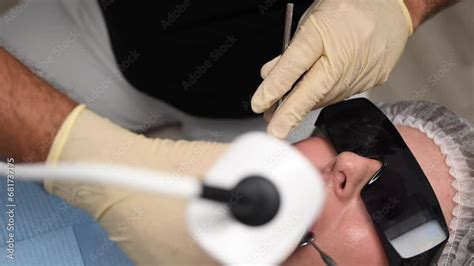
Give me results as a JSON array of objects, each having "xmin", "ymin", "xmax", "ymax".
[
  {"xmin": 404, "ymin": 0, "xmax": 460, "ymax": 29},
  {"xmin": 0, "ymin": 47, "xmax": 76, "ymax": 162}
]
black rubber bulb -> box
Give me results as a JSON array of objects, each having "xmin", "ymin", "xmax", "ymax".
[
  {"xmin": 230, "ymin": 176, "xmax": 280, "ymax": 226},
  {"xmin": 201, "ymin": 176, "xmax": 280, "ymax": 226}
]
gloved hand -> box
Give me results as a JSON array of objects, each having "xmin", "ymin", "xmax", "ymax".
[
  {"xmin": 252, "ymin": 0, "xmax": 413, "ymax": 138},
  {"xmin": 46, "ymin": 105, "xmax": 228, "ymax": 265}
]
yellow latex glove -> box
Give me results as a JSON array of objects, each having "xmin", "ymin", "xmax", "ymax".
[
  {"xmin": 252, "ymin": 0, "xmax": 413, "ymax": 139},
  {"xmin": 46, "ymin": 105, "xmax": 228, "ymax": 265}
]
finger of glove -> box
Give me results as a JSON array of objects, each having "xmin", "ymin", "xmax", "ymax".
[
  {"xmin": 261, "ymin": 56, "xmax": 283, "ymax": 119},
  {"xmin": 260, "ymin": 55, "xmax": 281, "ymax": 79},
  {"xmin": 309, "ymin": 76, "xmax": 348, "ymax": 110},
  {"xmin": 313, "ymin": 90, "xmax": 349, "ymax": 110},
  {"xmin": 267, "ymin": 57, "xmax": 335, "ymax": 139},
  {"xmin": 312, "ymin": 83, "xmax": 367, "ymax": 110},
  {"xmin": 251, "ymin": 24, "xmax": 324, "ymax": 113},
  {"xmin": 263, "ymin": 105, "xmax": 277, "ymax": 123},
  {"xmin": 298, "ymin": 1, "xmax": 320, "ymax": 27},
  {"xmin": 263, "ymin": 67, "xmax": 337, "ymax": 125}
]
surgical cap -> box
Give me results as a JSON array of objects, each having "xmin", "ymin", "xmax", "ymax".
[{"xmin": 379, "ymin": 101, "xmax": 474, "ymax": 266}]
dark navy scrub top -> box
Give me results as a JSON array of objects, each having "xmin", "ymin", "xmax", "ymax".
[{"xmin": 98, "ymin": 1, "xmax": 311, "ymax": 118}]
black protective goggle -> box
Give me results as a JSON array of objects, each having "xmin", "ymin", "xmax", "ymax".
[{"xmin": 307, "ymin": 98, "xmax": 448, "ymax": 265}]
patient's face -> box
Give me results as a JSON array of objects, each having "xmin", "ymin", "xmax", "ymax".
[{"xmin": 285, "ymin": 126, "xmax": 456, "ymax": 266}]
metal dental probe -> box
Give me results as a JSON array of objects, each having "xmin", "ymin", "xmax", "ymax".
[
  {"xmin": 282, "ymin": 3, "xmax": 294, "ymax": 52},
  {"xmin": 264, "ymin": 3, "xmax": 294, "ymax": 120},
  {"xmin": 299, "ymin": 232, "xmax": 337, "ymax": 266}
]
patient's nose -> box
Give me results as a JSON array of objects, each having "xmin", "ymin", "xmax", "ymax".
[{"xmin": 331, "ymin": 152, "xmax": 382, "ymax": 201}]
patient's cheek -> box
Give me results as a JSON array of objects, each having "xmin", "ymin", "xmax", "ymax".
[
  {"xmin": 310, "ymin": 193, "xmax": 388, "ymax": 265},
  {"xmin": 345, "ymin": 225, "xmax": 371, "ymax": 246}
]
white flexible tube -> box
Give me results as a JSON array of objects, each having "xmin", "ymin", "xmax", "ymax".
[{"xmin": 0, "ymin": 161, "xmax": 201, "ymax": 199}]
